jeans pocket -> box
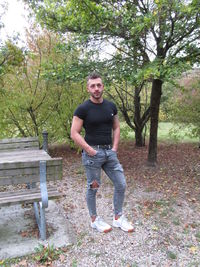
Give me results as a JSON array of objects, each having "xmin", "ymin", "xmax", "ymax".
[
  {"xmin": 87, "ymin": 150, "xmax": 99, "ymax": 158},
  {"xmin": 82, "ymin": 150, "xmax": 99, "ymax": 166},
  {"xmin": 109, "ymin": 149, "xmax": 117, "ymax": 156}
]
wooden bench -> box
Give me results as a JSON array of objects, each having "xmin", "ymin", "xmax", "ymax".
[{"xmin": 0, "ymin": 132, "xmax": 63, "ymax": 240}]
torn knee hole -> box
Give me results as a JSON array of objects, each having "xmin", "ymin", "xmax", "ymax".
[{"xmin": 90, "ymin": 180, "xmax": 99, "ymax": 189}]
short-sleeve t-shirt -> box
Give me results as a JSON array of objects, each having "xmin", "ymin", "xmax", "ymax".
[{"xmin": 74, "ymin": 99, "xmax": 117, "ymax": 145}]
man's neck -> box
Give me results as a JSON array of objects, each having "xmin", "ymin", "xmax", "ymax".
[{"xmin": 90, "ymin": 96, "xmax": 103, "ymax": 104}]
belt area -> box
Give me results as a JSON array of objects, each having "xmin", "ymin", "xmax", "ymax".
[{"xmin": 92, "ymin": 144, "xmax": 112, "ymax": 150}]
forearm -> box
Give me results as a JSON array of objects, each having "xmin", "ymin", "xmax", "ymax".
[
  {"xmin": 112, "ymin": 127, "xmax": 120, "ymax": 151},
  {"xmin": 71, "ymin": 116, "xmax": 97, "ymax": 156},
  {"xmin": 71, "ymin": 132, "xmax": 97, "ymax": 156},
  {"xmin": 71, "ymin": 132, "xmax": 90, "ymax": 151}
]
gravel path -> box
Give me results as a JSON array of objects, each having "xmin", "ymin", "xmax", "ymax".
[
  {"xmin": 50, "ymin": 156, "xmax": 200, "ymax": 267},
  {"xmin": 6, "ymin": 143, "xmax": 200, "ymax": 267}
]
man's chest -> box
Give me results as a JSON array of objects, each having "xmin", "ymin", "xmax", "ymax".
[{"xmin": 85, "ymin": 106, "xmax": 114, "ymax": 125}]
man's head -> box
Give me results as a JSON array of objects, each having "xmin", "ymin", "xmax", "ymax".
[
  {"xmin": 86, "ymin": 72, "xmax": 102, "ymax": 84},
  {"xmin": 86, "ymin": 72, "xmax": 104, "ymax": 103}
]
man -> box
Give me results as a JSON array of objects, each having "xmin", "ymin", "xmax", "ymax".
[{"xmin": 71, "ymin": 72, "xmax": 134, "ymax": 233}]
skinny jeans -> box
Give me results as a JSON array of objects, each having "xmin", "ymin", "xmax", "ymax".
[{"xmin": 82, "ymin": 148, "xmax": 126, "ymax": 217}]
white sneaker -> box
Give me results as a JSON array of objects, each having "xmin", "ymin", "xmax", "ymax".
[
  {"xmin": 113, "ymin": 215, "xmax": 134, "ymax": 232},
  {"xmin": 91, "ymin": 216, "xmax": 112, "ymax": 233}
]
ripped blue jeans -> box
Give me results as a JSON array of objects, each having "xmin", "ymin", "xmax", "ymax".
[{"xmin": 82, "ymin": 148, "xmax": 126, "ymax": 217}]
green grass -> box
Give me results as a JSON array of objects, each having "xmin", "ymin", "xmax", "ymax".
[
  {"xmin": 120, "ymin": 122, "xmax": 199, "ymax": 143},
  {"xmin": 158, "ymin": 122, "xmax": 198, "ymax": 142}
]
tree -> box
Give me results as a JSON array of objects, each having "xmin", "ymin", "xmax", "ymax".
[
  {"xmin": 0, "ymin": 2, "xmax": 25, "ymax": 78},
  {"xmin": 26, "ymin": 0, "xmax": 200, "ymax": 164},
  {"xmin": 0, "ymin": 29, "xmax": 87, "ymax": 143},
  {"xmin": 168, "ymin": 70, "xmax": 200, "ymax": 142},
  {"xmin": 105, "ymin": 79, "xmax": 151, "ymax": 146},
  {"xmin": 0, "ymin": 41, "xmax": 24, "ymax": 78}
]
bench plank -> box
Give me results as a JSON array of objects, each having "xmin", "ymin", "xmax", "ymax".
[
  {"xmin": 0, "ymin": 137, "xmax": 38, "ymax": 144},
  {"xmin": 0, "ymin": 137, "xmax": 39, "ymax": 152},
  {"xmin": 0, "ymin": 150, "xmax": 50, "ymax": 163},
  {"xmin": 0, "ymin": 149, "xmax": 63, "ymax": 186},
  {"xmin": 0, "ymin": 188, "xmax": 63, "ymax": 206},
  {"xmin": 0, "ymin": 187, "xmax": 57, "ymax": 197},
  {"xmin": 0, "ymin": 164, "xmax": 62, "ymax": 177}
]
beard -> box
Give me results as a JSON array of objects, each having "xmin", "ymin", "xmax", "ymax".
[{"xmin": 90, "ymin": 91, "xmax": 103, "ymax": 99}]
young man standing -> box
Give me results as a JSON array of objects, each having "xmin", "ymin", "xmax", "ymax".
[{"xmin": 71, "ymin": 72, "xmax": 134, "ymax": 233}]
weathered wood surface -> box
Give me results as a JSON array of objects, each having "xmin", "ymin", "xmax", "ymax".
[
  {"xmin": 0, "ymin": 150, "xmax": 62, "ymax": 186},
  {"xmin": 0, "ymin": 149, "xmax": 50, "ymax": 163},
  {"xmin": 0, "ymin": 137, "xmax": 39, "ymax": 152},
  {"xmin": 0, "ymin": 187, "xmax": 63, "ymax": 206}
]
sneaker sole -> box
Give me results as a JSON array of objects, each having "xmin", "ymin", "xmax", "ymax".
[
  {"xmin": 91, "ymin": 225, "xmax": 112, "ymax": 233},
  {"xmin": 113, "ymin": 223, "xmax": 134, "ymax": 232},
  {"xmin": 103, "ymin": 227, "xmax": 112, "ymax": 233}
]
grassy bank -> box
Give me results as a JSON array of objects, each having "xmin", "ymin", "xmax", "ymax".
[{"xmin": 120, "ymin": 122, "xmax": 199, "ymax": 143}]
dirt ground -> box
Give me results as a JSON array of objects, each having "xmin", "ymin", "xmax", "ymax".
[
  {"xmin": 9, "ymin": 141, "xmax": 200, "ymax": 266},
  {"xmin": 40, "ymin": 141, "xmax": 199, "ymax": 267},
  {"xmin": 50, "ymin": 141, "xmax": 200, "ymax": 207}
]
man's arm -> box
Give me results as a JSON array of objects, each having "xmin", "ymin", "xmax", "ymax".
[
  {"xmin": 70, "ymin": 116, "xmax": 97, "ymax": 156},
  {"xmin": 112, "ymin": 115, "xmax": 120, "ymax": 152}
]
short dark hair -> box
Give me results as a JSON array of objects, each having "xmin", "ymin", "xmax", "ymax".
[{"xmin": 87, "ymin": 72, "xmax": 102, "ymax": 83}]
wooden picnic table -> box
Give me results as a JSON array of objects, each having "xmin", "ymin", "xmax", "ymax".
[{"xmin": 0, "ymin": 134, "xmax": 63, "ymax": 240}]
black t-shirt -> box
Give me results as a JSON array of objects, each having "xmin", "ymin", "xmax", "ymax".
[{"xmin": 74, "ymin": 99, "xmax": 117, "ymax": 145}]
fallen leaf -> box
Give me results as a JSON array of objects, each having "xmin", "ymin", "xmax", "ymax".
[
  {"xmin": 61, "ymin": 247, "xmax": 69, "ymax": 252},
  {"xmin": 189, "ymin": 246, "xmax": 198, "ymax": 254},
  {"xmin": 20, "ymin": 231, "xmax": 29, "ymax": 237},
  {"xmin": 18, "ymin": 260, "xmax": 27, "ymax": 266},
  {"xmin": 152, "ymin": 226, "xmax": 158, "ymax": 231},
  {"xmin": 59, "ymin": 254, "xmax": 65, "ymax": 262}
]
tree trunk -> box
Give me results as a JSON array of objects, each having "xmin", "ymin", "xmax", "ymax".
[
  {"xmin": 134, "ymin": 86, "xmax": 145, "ymax": 147},
  {"xmin": 148, "ymin": 79, "xmax": 163, "ymax": 165},
  {"xmin": 135, "ymin": 127, "xmax": 144, "ymax": 146}
]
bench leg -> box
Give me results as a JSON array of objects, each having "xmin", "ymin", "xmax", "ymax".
[
  {"xmin": 33, "ymin": 161, "xmax": 48, "ymax": 240},
  {"xmin": 34, "ymin": 201, "xmax": 46, "ymax": 240}
]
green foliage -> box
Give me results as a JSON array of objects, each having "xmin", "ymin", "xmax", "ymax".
[
  {"xmin": 28, "ymin": 0, "xmax": 200, "ymax": 71},
  {"xmin": 0, "ymin": 30, "xmax": 87, "ymax": 145},
  {"xmin": 0, "ymin": 41, "xmax": 24, "ymax": 77},
  {"xmin": 0, "ymin": 257, "xmax": 21, "ymax": 267},
  {"xmin": 120, "ymin": 121, "xmax": 198, "ymax": 143},
  {"xmin": 120, "ymin": 122, "xmax": 133, "ymax": 140},
  {"xmin": 167, "ymin": 250, "xmax": 177, "ymax": 260},
  {"xmin": 72, "ymin": 259, "xmax": 78, "ymax": 267},
  {"xmin": 168, "ymin": 76, "xmax": 200, "ymax": 139},
  {"xmin": 195, "ymin": 232, "xmax": 200, "ymax": 241},
  {"xmin": 27, "ymin": 0, "xmax": 200, "ymax": 137},
  {"xmin": 34, "ymin": 244, "xmax": 61, "ymax": 263}
]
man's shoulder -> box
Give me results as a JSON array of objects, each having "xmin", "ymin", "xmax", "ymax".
[
  {"xmin": 77, "ymin": 99, "xmax": 90, "ymax": 109},
  {"xmin": 103, "ymin": 99, "xmax": 116, "ymax": 107},
  {"xmin": 74, "ymin": 99, "xmax": 91, "ymax": 118}
]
